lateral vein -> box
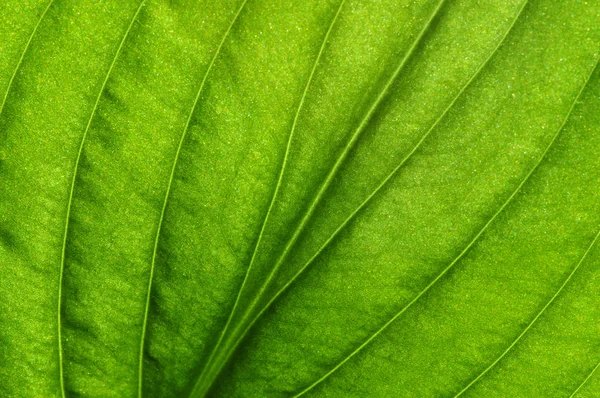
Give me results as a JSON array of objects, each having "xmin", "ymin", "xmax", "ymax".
[
  {"xmin": 214, "ymin": 0, "xmax": 529, "ymax": 388},
  {"xmin": 194, "ymin": 0, "xmax": 448, "ymax": 393},
  {"xmin": 452, "ymin": 60, "xmax": 599, "ymax": 398},
  {"xmin": 57, "ymin": 2, "xmax": 146, "ymax": 397},
  {"xmin": 189, "ymin": 1, "xmax": 348, "ymax": 395},
  {"xmin": 454, "ymin": 229, "xmax": 600, "ymax": 396},
  {"xmin": 0, "ymin": 0, "xmax": 55, "ymax": 117},
  {"xmin": 570, "ymin": 360, "xmax": 600, "ymax": 397},
  {"xmin": 294, "ymin": 35, "xmax": 598, "ymax": 398},
  {"xmin": 136, "ymin": 1, "xmax": 250, "ymax": 397}
]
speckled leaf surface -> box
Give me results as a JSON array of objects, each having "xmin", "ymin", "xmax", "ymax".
[{"xmin": 1, "ymin": 0, "xmax": 599, "ymax": 397}]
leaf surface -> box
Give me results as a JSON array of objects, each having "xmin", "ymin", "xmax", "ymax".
[{"xmin": 0, "ymin": 0, "xmax": 599, "ymax": 397}]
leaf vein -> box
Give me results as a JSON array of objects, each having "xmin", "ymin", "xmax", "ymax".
[
  {"xmin": 454, "ymin": 227, "xmax": 600, "ymax": 396},
  {"xmin": 255, "ymin": 0, "xmax": 448, "ymax": 314},
  {"xmin": 188, "ymin": 0, "xmax": 346, "ymax": 396},
  {"xmin": 570, "ymin": 360, "xmax": 600, "ymax": 397},
  {"xmin": 209, "ymin": 0, "xmax": 529, "ymax": 387},
  {"xmin": 135, "ymin": 1, "xmax": 250, "ymax": 396},
  {"xmin": 294, "ymin": 46, "xmax": 599, "ymax": 398},
  {"xmin": 0, "ymin": 0, "xmax": 55, "ymax": 118},
  {"xmin": 57, "ymin": 1, "xmax": 145, "ymax": 396},
  {"xmin": 195, "ymin": 0, "xmax": 448, "ymax": 392}
]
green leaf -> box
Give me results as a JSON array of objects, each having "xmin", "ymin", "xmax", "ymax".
[{"xmin": 1, "ymin": 0, "xmax": 599, "ymax": 397}]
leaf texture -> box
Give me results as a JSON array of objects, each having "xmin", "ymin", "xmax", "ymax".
[{"xmin": 0, "ymin": 0, "xmax": 599, "ymax": 397}]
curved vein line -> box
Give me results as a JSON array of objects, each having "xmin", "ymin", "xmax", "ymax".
[
  {"xmin": 293, "ymin": 44, "xmax": 599, "ymax": 398},
  {"xmin": 0, "ymin": 0, "xmax": 55, "ymax": 117},
  {"xmin": 58, "ymin": 2, "xmax": 146, "ymax": 396},
  {"xmin": 195, "ymin": 0, "xmax": 448, "ymax": 392},
  {"xmin": 454, "ymin": 60, "xmax": 600, "ymax": 398},
  {"xmin": 188, "ymin": 1, "xmax": 346, "ymax": 396},
  {"xmin": 454, "ymin": 229, "xmax": 600, "ymax": 396},
  {"xmin": 213, "ymin": 0, "xmax": 530, "ymax": 385},
  {"xmin": 570, "ymin": 360, "xmax": 600, "ymax": 397},
  {"xmin": 249, "ymin": 0, "xmax": 447, "ymax": 318},
  {"xmin": 136, "ymin": 1, "xmax": 250, "ymax": 397}
]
